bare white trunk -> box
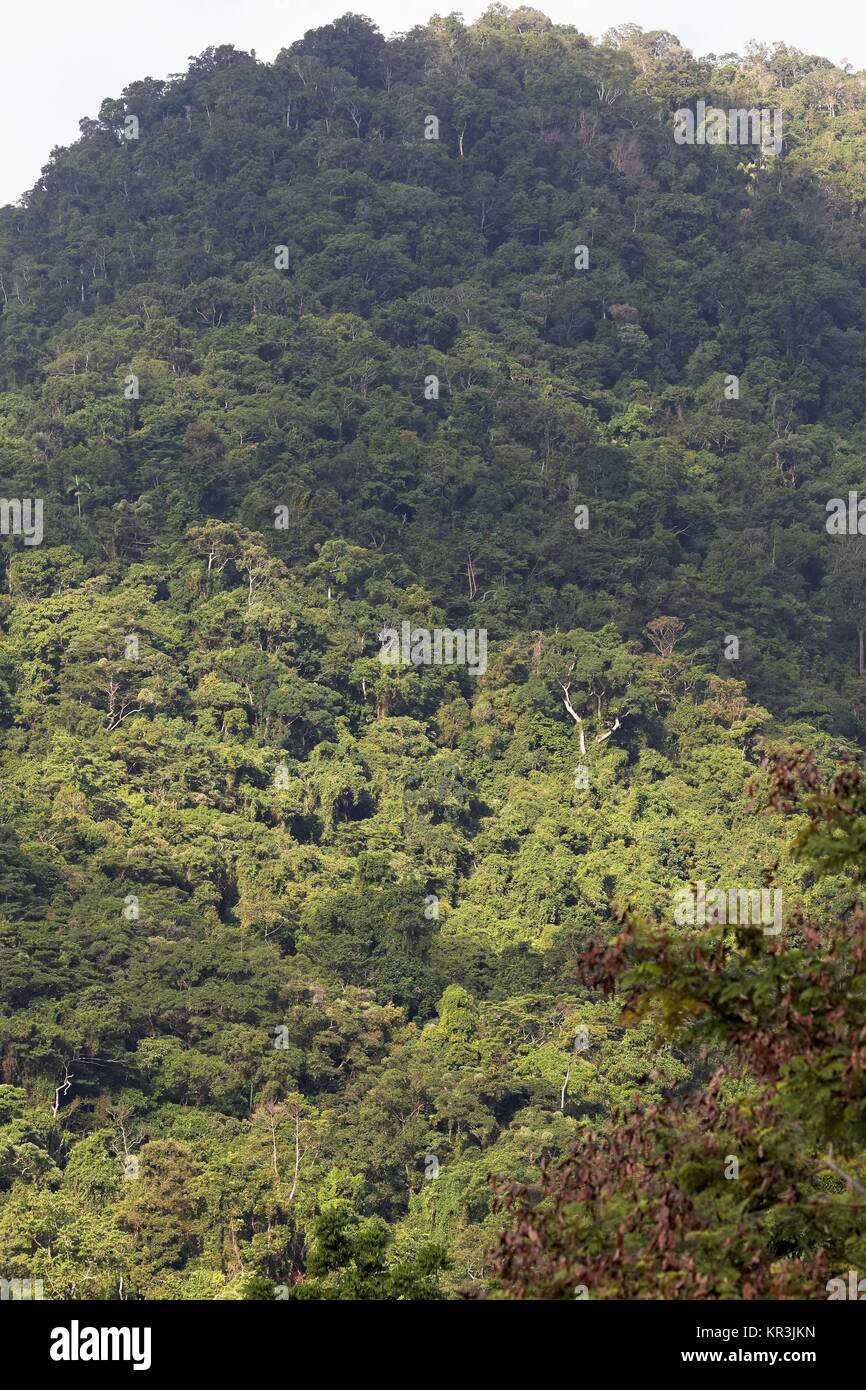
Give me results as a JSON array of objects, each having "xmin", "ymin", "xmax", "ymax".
[
  {"xmin": 560, "ymin": 683, "xmax": 587, "ymax": 757},
  {"xmin": 288, "ymin": 1115, "xmax": 301, "ymax": 1201}
]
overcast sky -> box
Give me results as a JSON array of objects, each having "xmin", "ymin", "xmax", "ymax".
[{"xmin": 2, "ymin": 0, "xmax": 865, "ymax": 206}]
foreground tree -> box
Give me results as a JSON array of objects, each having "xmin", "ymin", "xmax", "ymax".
[{"xmin": 490, "ymin": 749, "xmax": 866, "ymax": 1299}]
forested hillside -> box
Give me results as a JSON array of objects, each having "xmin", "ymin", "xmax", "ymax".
[{"xmin": 1, "ymin": 7, "xmax": 866, "ymax": 1299}]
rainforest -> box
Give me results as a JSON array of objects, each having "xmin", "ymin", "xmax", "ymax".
[{"xmin": 1, "ymin": 6, "xmax": 866, "ymax": 1302}]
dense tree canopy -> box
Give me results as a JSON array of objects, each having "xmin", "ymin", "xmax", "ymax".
[{"xmin": 1, "ymin": 7, "xmax": 865, "ymax": 1299}]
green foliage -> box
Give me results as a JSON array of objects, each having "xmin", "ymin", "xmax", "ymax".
[
  {"xmin": 493, "ymin": 755, "xmax": 866, "ymax": 1298},
  {"xmin": 0, "ymin": 7, "xmax": 864, "ymax": 1300}
]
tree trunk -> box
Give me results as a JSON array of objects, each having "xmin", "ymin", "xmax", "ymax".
[{"xmin": 288, "ymin": 1114, "xmax": 301, "ymax": 1202}]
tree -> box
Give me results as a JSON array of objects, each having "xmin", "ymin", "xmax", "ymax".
[{"xmin": 491, "ymin": 749, "xmax": 866, "ymax": 1299}]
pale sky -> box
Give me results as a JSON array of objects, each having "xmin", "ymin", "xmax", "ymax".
[{"xmin": 2, "ymin": 0, "xmax": 865, "ymax": 206}]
